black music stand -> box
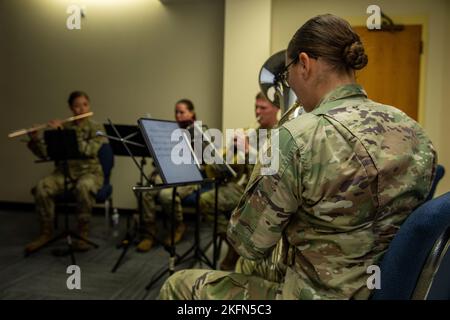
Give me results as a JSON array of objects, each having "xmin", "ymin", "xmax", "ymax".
[
  {"xmin": 99, "ymin": 121, "xmax": 154, "ymax": 273},
  {"xmin": 134, "ymin": 180, "xmax": 215, "ymax": 297},
  {"xmin": 135, "ymin": 118, "xmax": 232, "ymax": 296},
  {"xmin": 26, "ymin": 129, "xmax": 99, "ymax": 265}
]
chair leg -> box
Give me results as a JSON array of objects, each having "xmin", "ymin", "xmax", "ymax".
[
  {"xmin": 105, "ymin": 199, "xmax": 110, "ymax": 225},
  {"xmin": 105, "ymin": 197, "xmax": 114, "ymax": 237}
]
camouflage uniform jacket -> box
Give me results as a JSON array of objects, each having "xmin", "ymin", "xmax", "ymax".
[
  {"xmin": 227, "ymin": 84, "xmax": 436, "ymax": 299},
  {"xmin": 225, "ymin": 126, "xmax": 276, "ymax": 186},
  {"xmin": 28, "ymin": 119, "xmax": 106, "ymax": 179},
  {"xmin": 205, "ymin": 129, "xmax": 262, "ymax": 186}
]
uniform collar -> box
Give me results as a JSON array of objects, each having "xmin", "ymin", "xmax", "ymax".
[{"xmin": 310, "ymin": 84, "xmax": 367, "ymax": 115}]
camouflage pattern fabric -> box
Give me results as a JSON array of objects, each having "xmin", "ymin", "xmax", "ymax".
[
  {"xmin": 139, "ymin": 171, "xmax": 162, "ymax": 227},
  {"xmin": 200, "ymin": 127, "xmax": 270, "ymax": 235},
  {"xmin": 235, "ymin": 237, "xmax": 287, "ymax": 283},
  {"xmin": 159, "ymin": 269, "xmax": 283, "ymax": 300},
  {"xmin": 228, "ymin": 84, "xmax": 436, "ymax": 299},
  {"xmin": 199, "ymin": 182, "xmax": 245, "ymax": 235},
  {"xmin": 200, "ymin": 157, "xmax": 253, "ymax": 235},
  {"xmin": 140, "ymin": 171, "xmax": 198, "ymax": 227},
  {"xmin": 159, "ymin": 184, "xmax": 198, "ymax": 223},
  {"xmin": 29, "ymin": 119, "xmax": 106, "ymax": 223},
  {"xmin": 160, "ymin": 84, "xmax": 436, "ymax": 300},
  {"xmin": 33, "ymin": 172, "xmax": 102, "ymax": 223},
  {"xmin": 28, "ymin": 119, "xmax": 106, "ymax": 179},
  {"xmin": 159, "ymin": 238, "xmax": 286, "ymax": 300}
]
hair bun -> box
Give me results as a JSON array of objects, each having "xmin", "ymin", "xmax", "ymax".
[{"xmin": 343, "ymin": 41, "xmax": 368, "ymax": 70}]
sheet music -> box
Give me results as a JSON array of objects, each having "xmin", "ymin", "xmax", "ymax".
[{"xmin": 138, "ymin": 119, "xmax": 203, "ymax": 185}]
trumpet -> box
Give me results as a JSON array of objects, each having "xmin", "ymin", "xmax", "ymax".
[{"xmin": 8, "ymin": 112, "xmax": 94, "ymax": 138}]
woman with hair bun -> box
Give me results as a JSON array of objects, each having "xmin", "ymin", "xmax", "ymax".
[{"xmin": 159, "ymin": 14, "xmax": 436, "ymax": 300}]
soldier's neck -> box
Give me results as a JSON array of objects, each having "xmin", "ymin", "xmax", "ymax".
[{"xmin": 305, "ymin": 70, "xmax": 356, "ymax": 112}]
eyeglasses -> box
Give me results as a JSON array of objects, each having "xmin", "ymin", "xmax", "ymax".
[
  {"xmin": 278, "ymin": 57, "xmax": 299, "ymax": 88},
  {"xmin": 278, "ymin": 53, "xmax": 319, "ymax": 88}
]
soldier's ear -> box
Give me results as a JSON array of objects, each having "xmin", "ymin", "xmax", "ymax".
[{"xmin": 299, "ymin": 53, "xmax": 309, "ymax": 76}]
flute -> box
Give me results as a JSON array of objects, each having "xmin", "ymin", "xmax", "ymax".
[{"xmin": 8, "ymin": 112, "xmax": 93, "ymax": 138}]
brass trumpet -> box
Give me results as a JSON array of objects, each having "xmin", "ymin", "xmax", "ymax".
[{"xmin": 8, "ymin": 112, "xmax": 93, "ymax": 138}]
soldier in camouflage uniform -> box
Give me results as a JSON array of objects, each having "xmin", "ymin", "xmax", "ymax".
[
  {"xmin": 200, "ymin": 92, "xmax": 279, "ymax": 270},
  {"xmin": 159, "ymin": 14, "xmax": 436, "ymax": 300},
  {"xmin": 138, "ymin": 173, "xmax": 197, "ymax": 251},
  {"xmin": 25, "ymin": 91, "xmax": 106, "ymax": 254},
  {"xmin": 137, "ymin": 99, "xmax": 200, "ymax": 252}
]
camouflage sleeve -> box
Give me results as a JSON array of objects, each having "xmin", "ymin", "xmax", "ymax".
[
  {"xmin": 78, "ymin": 122, "xmax": 107, "ymax": 158},
  {"xmin": 27, "ymin": 137, "xmax": 47, "ymax": 159},
  {"xmin": 227, "ymin": 127, "xmax": 301, "ymax": 260}
]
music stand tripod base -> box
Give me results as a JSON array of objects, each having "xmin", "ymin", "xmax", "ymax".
[
  {"xmin": 135, "ymin": 181, "xmax": 216, "ymax": 295},
  {"xmin": 102, "ymin": 121, "xmax": 152, "ymax": 273}
]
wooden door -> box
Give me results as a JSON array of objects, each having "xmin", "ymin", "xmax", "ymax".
[{"xmin": 353, "ymin": 25, "xmax": 422, "ymax": 120}]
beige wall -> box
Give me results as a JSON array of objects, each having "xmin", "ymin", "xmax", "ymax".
[
  {"xmin": 1, "ymin": 0, "xmax": 449, "ymax": 211},
  {"xmin": 222, "ymin": 0, "xmax": 272, "ymax": 130},
  {"xmin": 0, "ymin": 0, "xmax": 224, "ymax": 209},
  {"xmin": 271, "ymin": 0, "xmax": 450, "ymax": 196}
]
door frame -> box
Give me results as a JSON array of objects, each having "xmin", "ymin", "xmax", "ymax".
[{"xmin": 348, "ymin": 16, "xmax": 427, "ymax": 126}]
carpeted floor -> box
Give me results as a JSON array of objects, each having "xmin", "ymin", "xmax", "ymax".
[{"xmin": 0, "ymin": 209, "xmax": 223, "ymax": 300}]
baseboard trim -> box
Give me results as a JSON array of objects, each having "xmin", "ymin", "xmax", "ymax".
[
  {"xmin": 0, "ymin": 201, "xmax": 135, "ymax": 216},
  {"xmin": 0, "ymin": 201, "xmax": 200, "ymax": 222},
  {"xmin": 0, "ymin": 201, "xmax": 34, "ymax": 212}
]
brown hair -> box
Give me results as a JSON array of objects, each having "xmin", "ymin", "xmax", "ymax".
[
  {"xmin": 287, "ymin": 14, "xmax": 368, "ymax": 73},
  {"xmin": 176, "ymin": 98, "xmax": 196, "ymax": 121},
  {"xmin": 68, "ymin": 90, "xmax": 90, "ymax": 107},
  {"xmin": 255, "ymin": 92, "xmax": 265, "ymax": 100},
  {"xmin": 255, "ymin": 92, "xmax": 279, "ymax": 108},
  {"xmin": 255, "ymin": 91, "xmax": 267, "ymax": 100}
]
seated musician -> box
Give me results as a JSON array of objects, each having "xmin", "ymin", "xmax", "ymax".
[
  {"xmin": 137, "ymin": 99, "xmax": 206, "ymax": 252},
  {"xmin": 159, "ymin": 14, "xmax": 436, "ymax": 300},
  {"xmin": 199, "ymin": 92, "xmax": 280, "ymax": 270},
  {"xmin": 25, "ymin": 91, "xmax": 106, "ymax": 254}
]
